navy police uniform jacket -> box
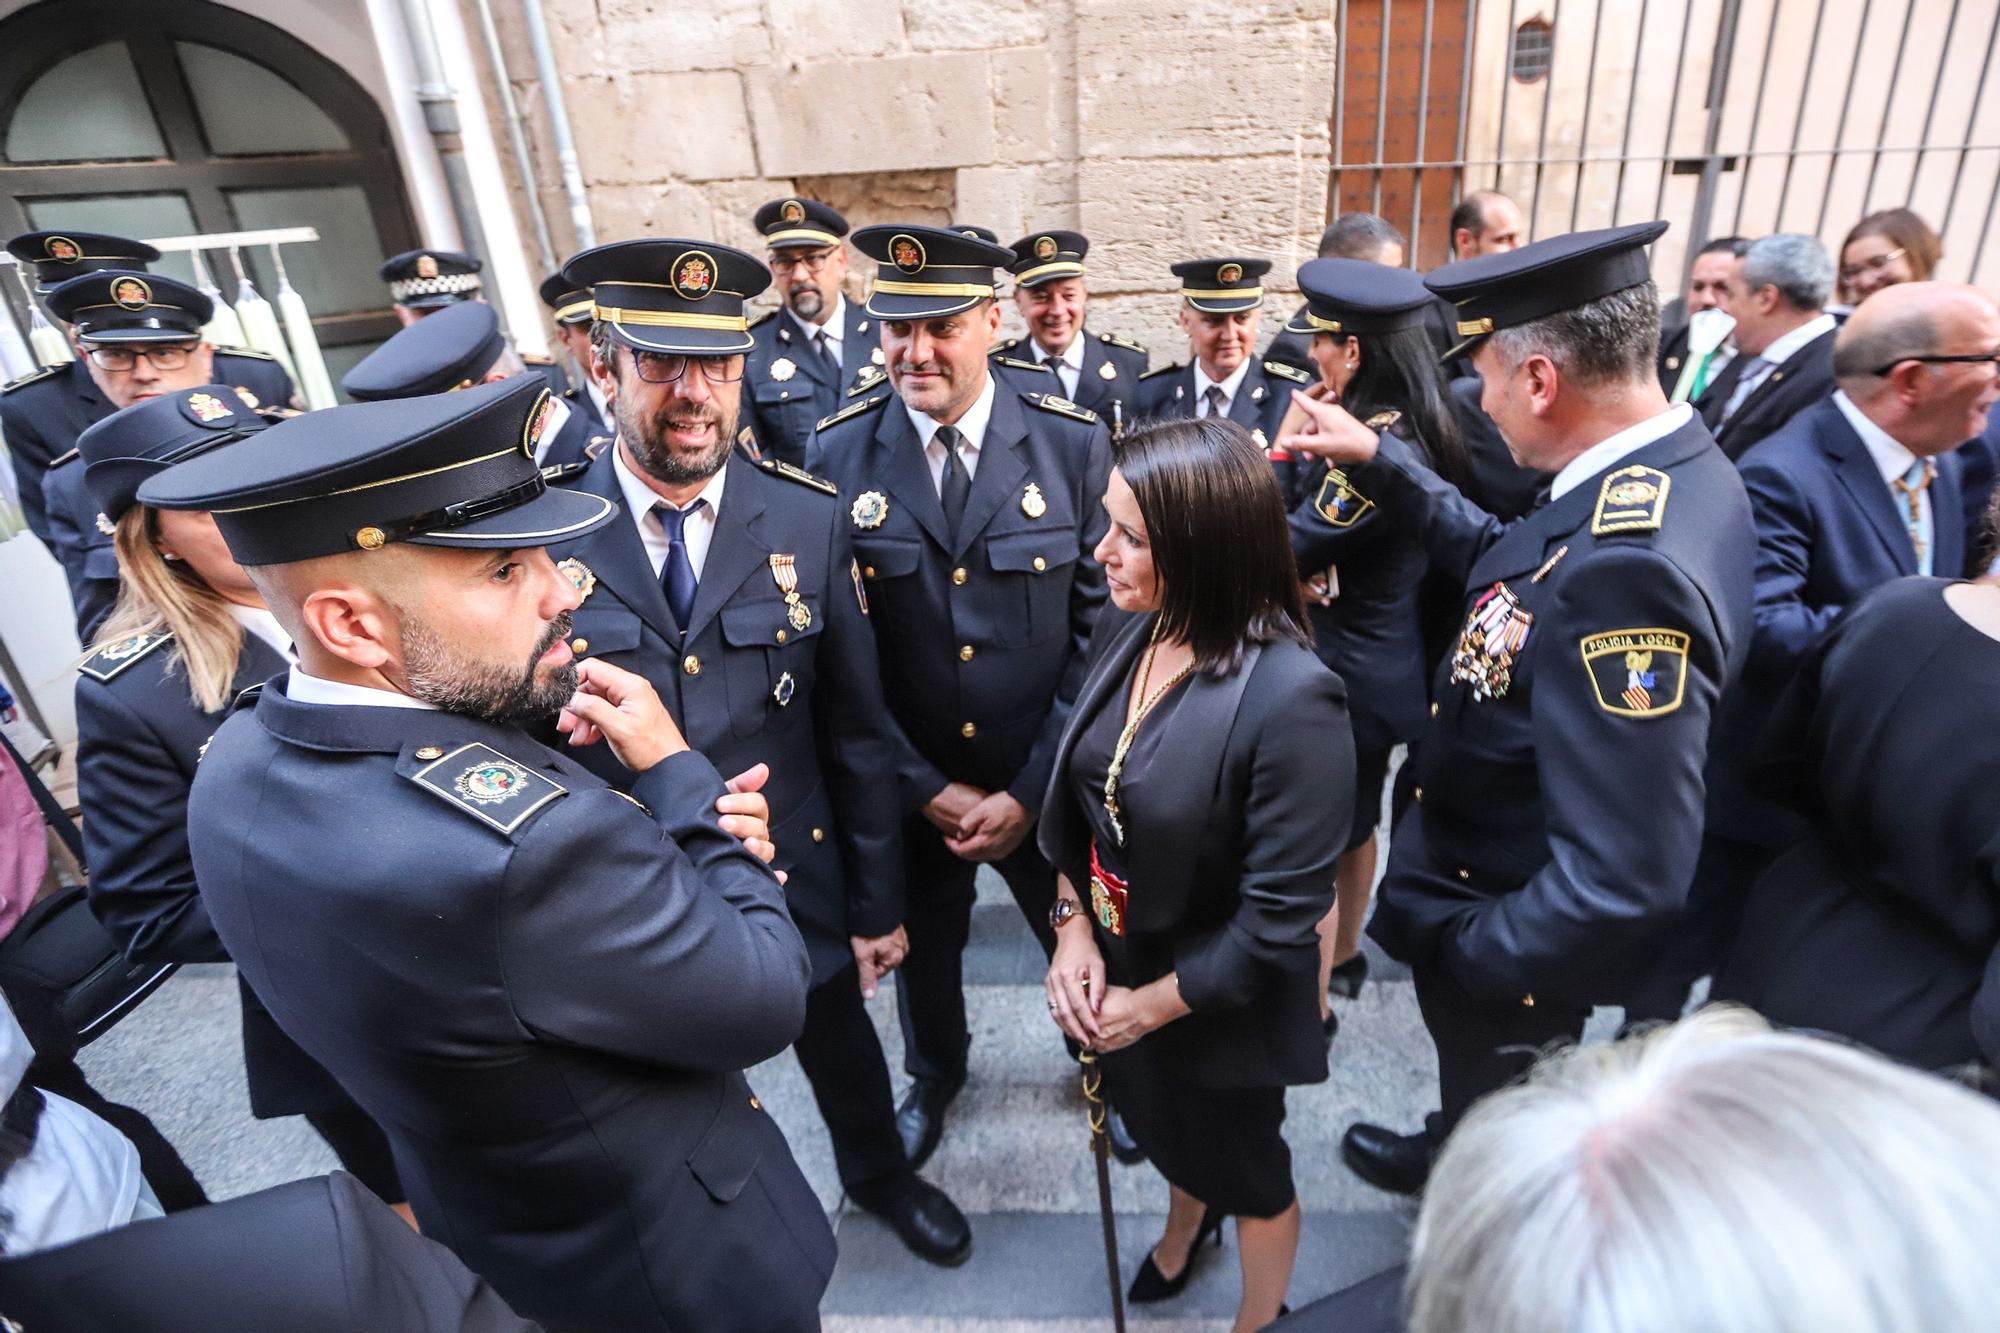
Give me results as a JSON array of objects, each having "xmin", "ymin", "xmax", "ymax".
[
  {"xmin": 41, "ymin": 449, "xmax": 119, "ymax": 641},
  {"xmin": 1354, "ymin": 410, "xmax": 1755, "ymax": 1007},
  {"xmin": 545, "ymin": 448, "xmax": 908, "ymax": 985},
  {"xmin": 744, "ymin": 302, "xmax": 883, "ymax": 467},
  {"xmin": 186, "ymin": 681, "xmax": 833, "ymax": 1332},
  {"xmin": 1135, "ymin": 357, "xmax": 1312, "ymax": 443},
  {"xmin": 993, "ymin": 330, "xmax": 1149, "ymax": 425},
  {"xmin": 806, "ymin": 383, "xmax": 1112, "ymax": 814}
]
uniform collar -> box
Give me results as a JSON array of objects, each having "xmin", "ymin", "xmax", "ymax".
[
  {"xmin": 787, "ymin": 292, "xmax": 846, "ymax": 344},
  {"xmin": 225, "ymin": 603, "xmax": 294, "ymax": 660},
  {"xmin": 1193, "ymin": 356, "xmax": 1251, "ymax": 404},
  {"xmin": 1549, "ymin": 403, "xmax": 1692, "ymax": 500},
  {"xmin": 1754, "ymin": 311, "xmax": 1837, "ymax": 368},
  {"xmin": 286, "ymin": 666, "xmax": 440, "ymax": 710},
  {"xmin": 1029, "ymin": 330, "xmax": 1085, "ymax": 372},
  {"xmin": 613, "ymin": 438, "xmax": 728, "ymax": 526},
  {"xmin": 904, "ymin": 371, "xmax": 998, "ymax": 453}
]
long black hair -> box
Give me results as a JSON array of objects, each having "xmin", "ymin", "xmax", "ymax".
[{"xmin": 1330, "ymin": 324, "xmax": 1472, "ymax": 489}]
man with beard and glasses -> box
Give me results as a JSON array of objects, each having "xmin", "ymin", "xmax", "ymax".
[
  {"xmin": 548, "ymin": 237, "xmax": 975, "ymax": 1266},
  {"xmin": 138, "ymin": 377, "xmax": 834, "ymax": 1332},
  {"xmin": 742, "ymin": 197, "xmax": 883, "ymax": 467},
  {"xmin": 805, "ymin": 224, "xmax": 1121, "ymax": 1169}
]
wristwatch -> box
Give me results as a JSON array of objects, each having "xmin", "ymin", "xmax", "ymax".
[{"xmin": 1049, "ymin": 897, "xmax": 1085, "ymax": 931}]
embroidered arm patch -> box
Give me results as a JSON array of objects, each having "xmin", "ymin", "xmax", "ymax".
[{"xmin": 1580, "ymin": 628, "xmax": 1691, "ymax": 717}]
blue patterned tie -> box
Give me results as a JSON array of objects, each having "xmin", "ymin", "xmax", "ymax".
[
  {"xmin": 657, "ymin": 501, "xmax": 700, "ymax": 630},
  {"xmin": 1894, "ymin": 459, "xmax": 1935, "ymax": 576}
]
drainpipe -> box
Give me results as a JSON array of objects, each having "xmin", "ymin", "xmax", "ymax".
[
  {"xmin": 470, "ymin": 0, "xmax": 559, "ymax": 274},
  {"xmin": 518, "ymin": 0, "xmax": 595, "ymax": 249}
]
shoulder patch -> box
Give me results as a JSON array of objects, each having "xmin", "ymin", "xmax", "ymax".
[
  {"xmin": 994, "ymin": 355, "xmax": 1054, "ymax": 374},
  {"xmin": 1026, "ymin": 392, "xmax": 1099, "ymax": 425},
  {"xmin": 407, "ymin": 741, "xmax": 568, "ymax": 836},
  {"xmin": 2, "ymin": 365, "xmax": 60, "ymax": 394},
  {"xmin": 1263, "ymin": 359, "xmax": 1312, "ymax": 384},
  {"xmin": 993, "ymin": 337, "xmax": 1022, "ymax": 355},
  {"xmin": 1314, "ymin": 468, "xmax": 1374, "ymax": 528},
  {"xmin": 749, "ymin": 308, "xmax": 778, "ymax": 329},
  {"xmin": 77, "ymin": 630, "xmax": 172, "ymax": 683},
  {"xmin": 1139, "ymin": 361, "xmax": 1183, "ymax": 380},
  {"xmin": 1590, "ymin": 465, "xmax": 1671, "ymax": 535},
  {"xmin": 217, "ymin": 346, "xmax": 277, "ymax": 362},
  {"xmin": 847, "ymin": 365, "xmax": 887, "ymax": 396},
  {"xmin": 1098, "ymin": 330, "xmax": 1149, "ymax": 354},
  {"xmin": 540, "ymin": 460, "xmax": 590, "ymax": 484},
  {"xmin": 760, "ymin": 458, "xmax": 838, "ymax": 495},
  {"xmin": 1363, "ymin": 409, "xmax": 1403, "ymax": 431},
  {"xmin": 817, "ymin": 393, "xmax": 890, "ymax": 433},
  {"xmin": 1580, "ymin": 629, "xmax": 1692, "ymax": 718}
]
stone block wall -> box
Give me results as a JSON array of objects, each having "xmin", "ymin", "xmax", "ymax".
[{"xmin": 462, "ymin": 0, "xmax": 1337, "ymax": 367}]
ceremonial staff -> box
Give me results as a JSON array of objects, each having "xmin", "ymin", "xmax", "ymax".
[{"xmin": 1079, "ymin": 974, "xmax": 1126, "ymax": 1333}]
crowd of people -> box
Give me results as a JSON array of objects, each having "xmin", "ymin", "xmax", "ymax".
[{"xmin": 0, "ymin": 180, "xmax": 1995, "ymax": 1333}]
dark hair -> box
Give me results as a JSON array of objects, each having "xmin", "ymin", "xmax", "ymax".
[
  {"xmin": 1698, "ymin": 235, "xmax": 1750, "ymax": 260},
  {"xmin": 1319, "ymin": 212, "xmax": 1406, "ymax": 261},
  {"xmin": 1330, "ymin": 324, "xmax": 1470, "ymax": 488},
  {"xmin": 1113, "ymin": 417, "xmax": 1310, "ymax": 674},
  {"xmin": 1979, "ymin": 485, "xmax": 2000, "ymax": 578},
  {"xmin": 1450, "ymin": 190, "xmax": 1511, "ymax": 243}
]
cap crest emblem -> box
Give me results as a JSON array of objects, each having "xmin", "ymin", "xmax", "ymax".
[
  {"xmin": 455, "ymin": 758, "xmax": 530, "ymax": 805},
  {"xmin": 416, "ymin": 254, "xmax": 440, "ymax": 279},
  {"xmin": 889, "ymin": 234, "xmax": 926, "ymax": 274},
  {"xmin": 111, "ymin": 276, "xmax": 152, "ymax": 310},
  {"xmin": 44, "ymin": 236, "xmax": 79, "ymax": 262},
  {"xmin": 1217, "ymin": 262, "xmax": 1244, "ymax": 285},
  {"xmin": 184, "ymin": 391, "xmax": 233, "ymax": 423},
  {"xmin": 522, "ymin": 391, "xmax": 556, "ymax": 457},
  {"xmin": 1035, "ymin": 236, "xmax": 1058, "ymax": 260},
  {"xmin": 780, "ymin": 199, "xmax": 806, "ymax": 224},
  {"xmin": 673, "ymin": 251, "xmax": 717, "ymax": 299}
]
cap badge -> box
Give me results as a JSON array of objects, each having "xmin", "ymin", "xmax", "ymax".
[
  {"xmin": 522, "ymin": 391, "xmax": 556, "ymax": 457},
  {"xmin": 673, "ymin": 251, "xmax": 716, "ymax": 300},
  {"xmin": 770, "ymin": 357, "xmax": 796, "ymax": 382},
  {"xmin": 95, "ymin": 511, "xmax": 115, "ymax": 535},
  {"xmin": 1035, "ymin": 236, "xmax": 1058, "ymax": 260},
  {"xmin": 185, "ymin": 391, "xmax": 233, "ymax": 423},
  {"xmin": 416, "ymin": 254, "xmax": 440, "ymax": 279},
  {"xmin": 889, "ymin": 234, "xmax": 927, "ymax": 274},
  {"xmin": 556, "ymin": 557, "xmax": 596, "ymax": 602},
  {"xmin": 1606, "ymin": 477, "xmax": 1660, "ymax": 508},
  {"xmin": 851, "ymin": 490, "xmax": 889, "ymax": 530},
  {"xmin": 780, "ymin": 199, "xmax": 806, "ymax": 224},
  {"xmin": 773, "ymin": 671, "xmax": 796, "ymax": 707},
  {"xmin": 111, "ymin": 276, "xmax": 151, "ymax": 310},
  {"xmin": 355, "ymin": 526, "xmax": 387, "ymax": 551},
  {"xmin": 1098, "ymin": 361, "xmax": 1117, "ymax": 380},
  {"xmin": 1022, "ymin": 482, "xmax": 1047, "ymax": 519},
  {"xmin": 455, "ymin": 757, "xmax": 530, "ymax": 805},
  {"xmin": 44, "ymin": 236, "xmax": 79, "ymax": 262},
  {"xmin": 1218, "ymin": 262, "xmax": 1244, "ymax": 285}
]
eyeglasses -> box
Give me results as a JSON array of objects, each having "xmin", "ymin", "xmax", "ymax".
[
  {"xmin": 84, "ymin": 343, "xmax": 198, "ymax": 372},
  {"xmin": 1840, "ymin": 247, "xmax": 1908, "ymax": 284},
  {"xmin": 1869, "ymin": 351, "xmax": 2000, "ymax": 376},
  {"xmin": 629, "ymin": 351, "xmax": 744, "ymax": 384},
  {"xmin": 769, "ymin": 249, "xmax": 837, "ymax": 274}
]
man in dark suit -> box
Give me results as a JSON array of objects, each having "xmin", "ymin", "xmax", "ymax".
[
  {"xmin": 994, "ymin": 229, "xmax": 1149, "ymax": 429},
  {"xmin": 139, "ymin": 377, "xmax": 834, "ymax": 1332},
  {"xmin": 807, "ymin": 223, "xmax": 1113, "ymax": 1167},
  {"xmin": 539, "ymin": 271, "xmax": 607, "ymax": 431},
  {"xmin": 1625, "ymin": 280, "xmax": 2000, "ymax": 1022},
  {"xmin": 1696, "ymin": 232, "xmax": 1839, "ymax": 458},
  {"xmin": 0, "ymin": 1173, "xmax": 540, "ymax": 1333},
  {"xmin": 545, "ymin": 236, "xmax": 973, "ymax": 1265},
  {"xmin": 1283, "ymin": 223, "xmax": 1755, "ymax": 1196},
  {"xmin": 1658, "ymin": 235, "xmax": 1746, "ymax": 400},
  {"xmin": 1265, "ymin": 213, "xmax": 1407, "ymax": 375},
  {"xmin": 742, "ymin": 197, "xmax": 885, "ymax": 467},
  {"xmin": 1136, "ymin": 257, "xmax": 1313, "ymax": 445}
]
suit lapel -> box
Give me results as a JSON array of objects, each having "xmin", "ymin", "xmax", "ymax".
[
  {"xmin": 1694, "ymin": 354, "xmax": 1744, "ymax": 429},
  {"xmin": 1227, "ymin": 365, "xmax": 1266, "ymax": 430},
  {"xmin": 1071, "ymin": 338, "xmax": 1110, "ymax": 413},
  {"xmin": 1823, "ymin": 411, "xmax": 1920, "ymax": 574},
  {"xmin": 872, "ymin": 402, "xmax": 953, "ymax": 552},
  {"xmin": 572, "ymin": 450, "xmax": 679, "ymax": 639},
  {"xmin": 1933, "ymin": 453, "xmax": 1965, "ymax": 577},
  {"xmin": 683, "ymin": 454, "xmax": 771, "ymax": 641},
  {"xmin": 1049, "ymin": 613, "xmax": 1152, "ymax": 817},
  {"xmin": 952, "ymin": 390, "xmax": 1030, "ymax": 559}
]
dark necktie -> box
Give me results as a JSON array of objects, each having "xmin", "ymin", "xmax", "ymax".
[
  {"xmin": 813, "ymin": 329, "xmax": 841, "ymax": 380},
  {"xmin": 657, "ymin": 500, "xmax": 701, "ymax": 631},
  {"xmin": 936, "ymin": 425, "xmax": 971, "ymax": 537},
  {"xmin": 1202, "ymin": 384, "xmax": 1226, "ymax": 418}
]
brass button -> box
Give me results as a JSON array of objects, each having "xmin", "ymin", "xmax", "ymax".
[
  {"xmin": 776, "ymin": 628, "xmax": 787, "ymax": 644},
  {"xmin": 1523, "ymin": 994, "xmax": 1536, "ymax": 1008},
  {"xmin": 683, "ymin": 654, "xmax": 701, "ymax": 676},
  {"xmin": 1032, "ymin": 556, "xmax": 1047, "ymax": 571},
  {"xmin": 961, "ymin": 722, "xmax": 978, "ymax": 738},
  {"xmin": 811, "ymin": 827, "xmax": 825, "ymax": 843},
  {"xmin": 952, "ymin": 566, "xmax": 968, "ymax": 585},
  {"xmin": 571, "ymin": 637, "xmax": 588, "ymax": 654},
  {"xmin": 749, "ymin": 1096, "xmax": 762, "ymax": 1110},
  {"xmin": 1413, "ymin": 787, "xmax": 1424, "ymax": 802},
  {"xmin": 414, "ymin": 746, "xmax": 443, "ymax": 761},
  {"xmin": 1430, "ymin": 701, "xmax": 1440, "ymax": 717},
  {"xmin": 865, "ymin": 565, "xmax": 877, "ymax": 578},
  {"xmin": 1457, "ymin": 867, "xmax": 1470, "ymax": 881},
  {"xmin": 959, "ymin": 644, "xmax": 975, "ymax": 661}
]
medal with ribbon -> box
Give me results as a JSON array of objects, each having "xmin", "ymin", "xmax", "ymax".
[{"xmin": 769, "ymin": 553, "xmax": 811, "ymax": 632}]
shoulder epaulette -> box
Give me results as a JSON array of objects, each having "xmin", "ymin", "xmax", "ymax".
[
  {"xmin": 77, "ymin": 629, "xmax": 172, "ymax": 683},
  {"xmin": 1363, "ymin": 409, "xmax": 1403, "ymax": 431},
  {"xmin": 255, "ymin": 406, "xmax": 302, "ymax": 422},
  {"xmin": 1590, "ymin": 464, "xmax": 1671, "ymax": 536},
  {"xmin": 407, "ymin": 740, "xmax": 568, "ymax": 837},
  {"xmin": 1099, "ymin": 331, "xmax": 1148, "ymax": 354},
  {"xmin": 47, "ymin": 447, "xmax": 78, "ymax": 467},
  {"xmin": 817, "ymin": 393, "xmax": 889, "ymax": 433},
  {"xmin": 993, "ymin": 337, "xmax": 1022, "ymax": 355},
  {"xmin": 541, "ymin": 460, "xmax": 590, "ymax": 484},
  {"xmin": 848, "ymin": 365, "xmax": 887, "ymax": 396},
  {"xmin": 229, "ymin": 682, "xmax": 264, "ymax": 714},
  {"xmin": 759, "ymin": 458, "xmax": 839, "ymax": 495},
  {"xmin": 521, "ymin": 353, "xmax": 554, "ymax": 366},
  {"xmin": 1025, "ymin": 392, "xmax": 1099, "ymax": 425},
  {"xmin": 749, "ymin": 308, "xmax": 778, "ymax": 329},
  {"xmin": 1139, "ymin": 362, "xmax": 1183, "ymax": 380},
  {"xmin": 994, "ymin": 355, "xmax": 1053, "ymax": 374},
  {"xmin": 1263, "ymin": 359, "xmax": 1312, "ymax": 384},
  {"xmin": 216, "ymin": 346, "xmax": 277, "ymax": 362},
  {"xmin": 2, "ymin": 365, "xmax": 60, "ymax": 393}
]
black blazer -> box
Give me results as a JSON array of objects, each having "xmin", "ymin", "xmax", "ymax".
[
  {"xmin": 1038, "ymin": 612, "xmax": 1353, "ymax": 1088},
  {"xmin": 1695, "ymin": 326, "xmax": 1837, "ymax": 460},
  {"xmin": 1134, "ymin": 358, "xmax": 1312, "ymax": 443},
  {"xmin": 745, "ymin": 301, "xmax": 883, "ymax": 466},
  {"xmin": 0, "ymin": 1173, "xmax": 540, "ymax": 1333}
]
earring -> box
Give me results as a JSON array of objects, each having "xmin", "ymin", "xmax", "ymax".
[{"xmin": 161, "ymin": 551, "xmax": 182, "ymax": 562}]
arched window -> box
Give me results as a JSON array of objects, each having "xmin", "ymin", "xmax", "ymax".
[{"xmin": 0, "ymin": 0, "xmax": 417, "ymax": 385}]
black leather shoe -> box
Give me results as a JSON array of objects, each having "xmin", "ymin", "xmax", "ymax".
[
  {"xmin": 849, "ymin": 1173, "xmax": 973, "ymax": 1267},
  {"xmin": 1106, "ymin": 1106, "xmax": 1145, "ymax": 1165},
  {"xmin": 1128, "ymin": 1205, "xmax": 1223, "ymax": 1303},
  {"xmin": 895, "ymin": 1076, "xmax": 964, "ymax": 1169},
  {"xmin": 1322, "ymin": 1008, "xmax": 1340, "ymax": 1050},
  {"xmin": 1327, "ymin": 952, "xmax": 1370, "ymax": 1000},
  {"xmin": 1340, "ymin": 1121, "xmax": 1434, "ymax": 1195}
]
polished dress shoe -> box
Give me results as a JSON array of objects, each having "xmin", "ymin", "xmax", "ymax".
[
  {"xmin": 1128, "ymin": 1205, "xmax": 1223, "ymax": 1303},
  {"xmin": 1322, "ymin": 1008, "xmax": 1340, "ymax": 1050},
  {"xmin": 895, "ymin": 1076, "xmax": 964, "ymax": 1169},
  {"xmin": 1106, "ymin": 1105, "xmax": 1145, "ymax": 1165},
  {"xmin": 1327, "ymin": 952, "xmax": 1370, "ymax": 1000},
  {"xmin": 849, "ymin": 1173, "xmax": 973, "ymax": 1267},
  {"xmin": 1340, "ymin": 1121, "xmax": 1435, "ymax": 1195}
]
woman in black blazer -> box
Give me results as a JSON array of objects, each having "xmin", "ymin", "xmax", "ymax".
[{"xmin": 1040, "ymin": 416, "xmax": 1354, "ymax": 1331}]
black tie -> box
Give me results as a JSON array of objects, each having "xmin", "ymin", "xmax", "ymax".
[
  {"xmin": 1203, "ymin": 384, "xmax": 1226, "ymax": 418},
  {"xmin": 813, "ymin": 329, "xmax": 841, "ymax": 380},
  {"xmin": 936, "ymin": 425, "xmax": 971, "ymax": 537}
]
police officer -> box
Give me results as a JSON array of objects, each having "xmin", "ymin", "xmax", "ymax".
[
  {"xmin": 2, "ymin": 230, "xmax": 295, "ymax": 549},
  {"xmin": 1277, "ymin": 222, "xmax": 1755, "ymax": 1195},
  {"xmin": 742, "ymin": 198, "xmax": 882, "ymax": 467},
  {"xmin": 138, "ymin": 377, "xmax": 833, "ymax": 1332},
  {"xmin": 341, "ymin": 300, "xmax": 597, "ymax": 466},
  {"xmin": 805, "ymin": 223, "xmax": 1113, "ymax": 1166},
  {"xmin": 539, "ymin": 269, "xmax": 608, "ymax": 430},
  {"xmin": 33, "ymin": 270, "xmax": 296, "ymax": 641},
  {"xmin": 546, "ymin": 236, "xmax": 973, "ymax": 1265},
  {"xmin": 379, "ymin": 248, "xmax": 483, "ymax": 325},
  {"xmin": 1137, "ymin": 256, "xmax": 1313, "ymax": 445},
  {"xmin": 996, "ymin": 229, "xmax": 1149, "ymax": 431}
]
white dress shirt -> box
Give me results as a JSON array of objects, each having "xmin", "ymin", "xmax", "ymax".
[
  {"xmin": 226, "ymin": 603, "xmax": 294, "ymax": 660},
  {"xmin": 613, "ymin": 442, "xmax": 728, "ymax": 579},
  {"xmin": 287, "ymin": 668, "xmax": 441, "ymax": 710},
  {"xmin": 1550, "ymin": 403, "xmax": 1694, "ymax": 501},
  {"xmin": 908, "ymin": 374, "xmax": 997, "ymax": 491},
  {"xmin": 1193, "ymin": 358, "xmax": 1252, "ymax": 418},
  {"xmin": 789, "ymin": 293, "xmax": 846, "ymax": 372},
  {"xmin": 1030, "ymin": 332, "xmax": 1084, "ymax": 400},
  {"xmin": 1832, "ymin": 388, "xmax": 1931, "ymax": 541}
]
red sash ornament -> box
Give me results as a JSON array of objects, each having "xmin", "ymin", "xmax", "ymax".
[{"xmin": 1088, "ymin": 841, "xmax": 1128, "ymax": 937}]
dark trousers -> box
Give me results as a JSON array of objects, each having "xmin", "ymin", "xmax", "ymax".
[
  {"xmin": 895, "ymin": 814, "xmax": 1056, "ymax": 1085},
  {"xmin": 1620, "ymin": 831, "xmax": 1778, "ymax": 1025},
  {"xmin": 304, "ymin": 1105, "xmax": 405, "ymax": 1204},
  {"xmin": 1413, "ymin": 956, "xmax": 1587, "ymax": 1143},
  {"xmin": 791, "ymin": 963, "xmax": 908, "ymax": 1190}
]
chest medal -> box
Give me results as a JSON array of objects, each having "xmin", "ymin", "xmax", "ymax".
[
  {"xmin": 1450, "ymin": 581, "xmax": 1534, "ymax": 701},
  {"xmin": 851, "ymin": 490, "xmax": 888, "ymax": 530},
  {"xmin": 769, "ymin": 553, "xmax": 811, "ymax": 631}
]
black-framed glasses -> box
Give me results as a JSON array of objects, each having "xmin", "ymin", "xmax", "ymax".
[
  {"xmin": 84, "ymin": 343, "xmax": 198, "ymax": 372},
  {"xmin": 629, "ymin": 351, "xmax": 744, "ymax": 385},
  {"xmin": 769, "ymin": 248, "xmax": 837, "ymax": 274},
  {"xmin": 1869, "ymin": 351, "xmax": 2000, "ymax": 376}
]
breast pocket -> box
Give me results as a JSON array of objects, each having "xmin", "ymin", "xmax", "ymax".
[
  {"xmin": 566, "ymin": 605, "xmax": 645, "ymax": 663},
  {"xmin": 986, "ymin": 529, "xmax": 1078, "ymax": 647},
  {"xmin": 719, "ymin": 596, "xmax": 824, "ymax": 738}
]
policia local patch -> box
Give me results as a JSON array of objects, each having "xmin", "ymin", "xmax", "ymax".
[{"xmin": 1579, "ymin": 628, "xmax": 1690, "ymax": 718}]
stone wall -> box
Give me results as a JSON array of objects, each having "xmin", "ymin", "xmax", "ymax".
[{"xmin": 463, "ymin": 0, "xmax": 1338, "ymax": 367}]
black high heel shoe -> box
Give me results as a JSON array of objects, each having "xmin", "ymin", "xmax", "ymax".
[
  {"xmin": 1328, "ymin": 952, "xmax": 1370, "ymax": 1000},
  {"xmin": 1128, "ymin": 1205, "xmax": 1224, "ymax": 1303}
]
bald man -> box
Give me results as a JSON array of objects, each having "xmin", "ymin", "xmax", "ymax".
[{"xmin": 1625, "ymin": 281, "xmax": 2000, "ymax": 1022}]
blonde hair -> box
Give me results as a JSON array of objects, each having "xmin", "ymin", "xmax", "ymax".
[{"xmin": 88, "ymin": 507, "xmax": 245, "ymax": 714}]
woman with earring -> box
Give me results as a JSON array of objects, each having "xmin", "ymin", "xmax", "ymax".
[
  {"xmin": 1274, "ymin": 258, "xmax": 1470, "ymax": 1023},
  {"xmin": 1041, "ymin": 417, "xmax": 1352, "ymax": 1331},
  {"xmin": 73, "ymin": 387, "xmax": 408, "ymax": 1218}
]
